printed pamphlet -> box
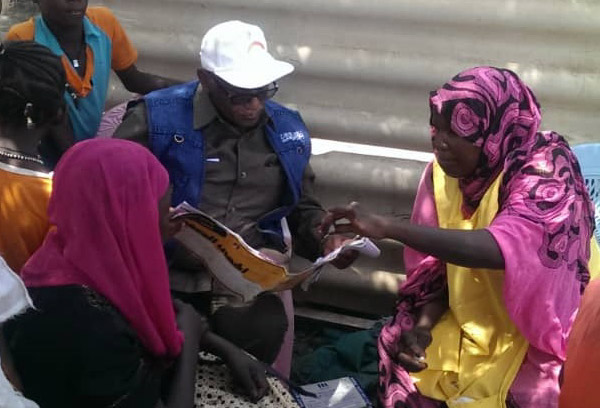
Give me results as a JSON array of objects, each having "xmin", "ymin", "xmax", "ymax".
[{"xmin": 171, "ymin": 202, "xmax": 380, "ymax": 301}]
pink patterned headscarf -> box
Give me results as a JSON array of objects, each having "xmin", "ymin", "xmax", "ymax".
[
  {"xmin": 21, "ymin": 139, "xmax": 183, "ymax": 358},
  {"xmin": 429, "ymin": 66, "xmax": 594, "ymax": 285},
  {"xmin": 429, "ymin": 66, "xmax": 543, "ymax": 215}
]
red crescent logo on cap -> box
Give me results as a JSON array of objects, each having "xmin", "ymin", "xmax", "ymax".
[{"xmin": 248, "ymin": 41, "xmax": 266, "ymax": 52}]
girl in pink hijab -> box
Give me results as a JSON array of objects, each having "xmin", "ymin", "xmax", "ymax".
[{"xmin": 4, "ymin": 139, "xmax": 269, "ymax": 407}]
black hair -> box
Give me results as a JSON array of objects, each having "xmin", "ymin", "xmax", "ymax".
[{"xmin": 0, "ymin": 41, "xmax": 66, "ymax": 128}]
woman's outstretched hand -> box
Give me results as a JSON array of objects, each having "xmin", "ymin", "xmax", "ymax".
[{"xmin": 320, "ymin": 202, "xmax": 390, "ymax": 240}]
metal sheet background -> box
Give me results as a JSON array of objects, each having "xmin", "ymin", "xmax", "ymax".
[
  {"xmin": 95, "ymin": 0, "xmax": 600, "ymax": 149},
  {"xmin": 2, "ymin": 0, "xmax": 598, "ymax": 314}
]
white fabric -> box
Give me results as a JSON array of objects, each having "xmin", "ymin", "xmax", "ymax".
[
  {"xmin": 0, "ymin": 257, "xmax": 33, "ymax": 322},
  {"xmin": 0, "ymin": 256, "xmax": 38, "ymax": 408},
  {"xmin": 200, "ymin": 20, "xmax": 294, "ymax": 89}
]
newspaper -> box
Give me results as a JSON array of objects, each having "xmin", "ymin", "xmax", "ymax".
[{"xmin": 171, "ymin": 202, "xmax": 380, "ymax": 302}]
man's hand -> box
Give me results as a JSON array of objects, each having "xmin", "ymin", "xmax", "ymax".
[
  {"xmin": 320, "ymin": 202, "xmax": 390, "ymax": 240},
  {"xmin": 322, "ymin": 234, "xmax": 359, "ymax": 269}
]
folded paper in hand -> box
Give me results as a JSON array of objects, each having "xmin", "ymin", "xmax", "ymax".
[{"xmin": 172, "ymin": 202, "xmax": 380, "ymax": 301}]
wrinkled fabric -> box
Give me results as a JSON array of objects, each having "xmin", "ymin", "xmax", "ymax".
[
  {"xmin": 487, "ymin": 133, "xmax": 594, "ymax": 357},
  {"xmin": 0, "ymin": 163, "xmax": 52, "ymax": 273},
  {"xmin": 377, "ymin": 164, "xmax": 446, "ymax": 408},
  {"xmin": 20, "ymin": 139, "xmax": 183, "ymax": 357},
  {"xmin": 95, "ymin": 102, "xmax": 130, "ymax": 139},
  {"xmin": 0, "ymin": 257, "xmax": 33, "ymax": 323},
  {"xmin": 378, "ymin": 67, "xmax": 595, "ymax": 408},
  {"xmin": 0, "ymin": 256, "xmax": 38, "ymax": 408}
]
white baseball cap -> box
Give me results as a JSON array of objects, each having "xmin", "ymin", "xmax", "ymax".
[{"xmin": 200, "ymin": 20, "xmax": 294, "ymax": 90}]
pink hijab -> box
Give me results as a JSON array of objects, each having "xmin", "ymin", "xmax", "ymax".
[{"xmin": 21, "ymin": 139, "xmax": 183, "ymax": 358}]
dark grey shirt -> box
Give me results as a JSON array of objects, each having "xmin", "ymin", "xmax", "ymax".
[{"xmin": 113, "ymin": 84, "xmax": 325, "ymax": 292}]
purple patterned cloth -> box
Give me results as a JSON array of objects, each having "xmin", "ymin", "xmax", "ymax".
[{"xmin": 378, "ymin": 67, "xmax": 595, "ymax": 408}]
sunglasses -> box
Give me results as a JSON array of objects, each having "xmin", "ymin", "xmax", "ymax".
[{"xmin": 212, "ymin": 75, "xmax": 278, "ymax": 105}]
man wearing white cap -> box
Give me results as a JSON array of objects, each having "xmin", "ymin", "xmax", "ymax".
[{"xmin": 114, "ymin": 20, "xmax": 356, "ymax": 376}]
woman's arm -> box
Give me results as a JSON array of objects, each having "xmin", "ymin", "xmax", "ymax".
[
  {"xmin": 394, "ymin": 296, "xmax": 449, "ymax": 373},
  {"xmin": 320, "ymin": 202, "xmax": 504, "ymax": 270},
  {"xmin": 416, "ymin": 298, "xmax": 449, "ymax": 331},
  {"xmin": 384, "ymin": 221, "xmax": 504, "ymax": 269},
  {"xmin": 162, "ymin": 301, "xmax": 206, "ymax": 408}
]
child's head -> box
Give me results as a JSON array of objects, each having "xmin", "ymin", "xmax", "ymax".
[
  {"xmin": 0, "ymin": 41, "xmax": 66, "ymax": 131},
  {"xmin": 34, "ymin": 0, "xmax": 88, "ymax": 29}
]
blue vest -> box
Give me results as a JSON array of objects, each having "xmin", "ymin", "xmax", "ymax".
[{"xmin": 145, "ymin": 81, "xmax": 311, "ymax": 249}]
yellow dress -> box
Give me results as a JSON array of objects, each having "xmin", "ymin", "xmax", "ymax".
[
  {"xmin": 411, "ymin": 161, "xmax": 528, "ymax": 408},
  {"xmin": 412, "ymin": 161, "xmax": 600, "ymax": 407}
]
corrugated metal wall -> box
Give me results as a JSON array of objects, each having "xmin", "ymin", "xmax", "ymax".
[
  {"xmin": 91, "ymin": 0, "xmax": 600, "ymax": 148},
  {"xmin": 2, "ymin": 0, "xmax": 598, "ymax": 314}
]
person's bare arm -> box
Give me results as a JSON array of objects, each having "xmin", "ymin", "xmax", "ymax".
[
  {"xmin": 200, "ymin": 332, "xmax": 269, "ymax": 403},
  {"xmin": 162, "ymin": 300, "xmax": 206, "ymax": 408},
  {"xmin": 321, "ymin": 202, "xmax": 504, "ymax": 269},
  {"xmin": 116, "ymin": 65, "xmax": 183, "ymax": 95}
]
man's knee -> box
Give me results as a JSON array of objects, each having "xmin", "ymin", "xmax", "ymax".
[{"xmin": 211, "ymin": 293, "xmax": 288, "ymax": 364}]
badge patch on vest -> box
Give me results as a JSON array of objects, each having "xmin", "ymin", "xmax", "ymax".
[{"xmin": 280, "ymin": 131, "xmax": 305, "ymax": 143}]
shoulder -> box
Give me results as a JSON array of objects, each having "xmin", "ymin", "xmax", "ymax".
[
  {"xmin": 499, "ymin": 131, "xmax": 593, "ymax": 222},
  {"xmin": 113, "ymin": 100, "xmax": 150, "ymax": 147},
  {"xmin": 86, "ymin": 6, "xmax": 118, "ymax": 22},
  {"xmin": 85, "ymin": 6, "xmax": 122, "ymax": 33},
  {"xmin": 146, "ymin": 81, "xmax": 199, "ymax": 102},
  {"xmin": 6, "ymin": 18, "xmax": 36, "ymax": 41},
  {"xmin": 266, "ymin": 101, "xmax": 308, "ymax": 133},
  {"xmin": 266, "ymin": 100, "xmax": 302, "ymax": 118},
  {"xmin": 502, "ymin": 131, "xmax": 578, "ymax": 191},
  {"xmin": 5, "ymin": 286, "xmax": 103, "ymax": 344},
  {"xmin": 24, "ymin": 286, "xmax": 134, "ymax": 337}
]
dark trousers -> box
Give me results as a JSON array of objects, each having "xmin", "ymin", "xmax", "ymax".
[{"xmin": 172, "ymin": 290, "xmax": 288, "ymax": 364}]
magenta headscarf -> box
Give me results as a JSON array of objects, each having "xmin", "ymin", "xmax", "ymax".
[{"xmin": 21, "ymin": 139, "xmax": 183, "ymax": 358}]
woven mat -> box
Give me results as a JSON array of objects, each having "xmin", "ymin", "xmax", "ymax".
[{"xmin": 195, "ymin": 352, "xmax": 299, "ymax": 407}]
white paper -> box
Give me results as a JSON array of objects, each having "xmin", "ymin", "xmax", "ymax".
[
  {"xmin": 300, "ymin": 237, "xmax": 380, "ymax": 290},
  {"xmin": 294, "ymin": 377, "xmax": 371, "ymax": 408},
  {"xmin": 311, "ymin": 237, "xmax": 381, "ymax": 269}
]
